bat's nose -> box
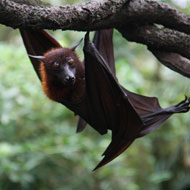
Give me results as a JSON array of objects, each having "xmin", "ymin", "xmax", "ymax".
[
  {"xmin": 64, "ymin": 75, "xmax": 76, "ymax": 85},
  {"xmin": 65, "ymin": 76, "xmax": 75, "ymax": 82}
]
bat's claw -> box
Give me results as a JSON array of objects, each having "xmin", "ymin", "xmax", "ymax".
[
  {"xmin": 82, "ymin": 8, "xmax": 93, "ymax": 25},
  {"xmin": 175, "ymin": 95, "xmax": 188, "ymax": 107},
  {"xmin": 172, "ymin": 96, "xmax": 190, "ymax": 113},
  {"xmin": 164, "ymin": 96, "xmax": 190, "ymax": 114}
]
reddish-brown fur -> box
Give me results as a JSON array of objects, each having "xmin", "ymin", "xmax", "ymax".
[{"xmin": 40, "ymin": 48, "xmax": 85, "ymax": 103}]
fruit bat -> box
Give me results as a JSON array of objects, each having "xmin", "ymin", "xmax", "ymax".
[{"xmin": 19, "ymin": 29, "xmax": 190, "ymax": 170}]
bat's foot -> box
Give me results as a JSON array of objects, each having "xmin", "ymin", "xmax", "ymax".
[
  {"xmin": 166, "ymin": 96, "xmax": 190, "ymax": 113},
  {"xmin": 82, "ymin": 8, "xmax": 93, "ymax": 25}
]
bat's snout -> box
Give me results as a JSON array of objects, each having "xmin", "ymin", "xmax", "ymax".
[{"xmin": 63, "ymin": 75, "xmax": 76, "ymax": 86}]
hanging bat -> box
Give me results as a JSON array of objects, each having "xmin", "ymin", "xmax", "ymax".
[{"xmin": 19, "ymin": 29, "xmax": 190, "ymax": 170}]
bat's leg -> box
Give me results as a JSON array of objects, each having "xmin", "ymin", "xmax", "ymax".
[
  {"xmin": 138, "ymin": 96, "xmax": 190, "ymax": 138},
  {"xmin": 82, "ymin": 8, "xmax": 93, "ymax": 26},
  {"xmin": 174, "ymin": 95, "xmax": 188, "ymax": 107},
  {"xmin": 141, "ymin": 96, "xmax": 190, "ymax": 120},
  {"xmin": 164, "ymin": 96, "xmax": 190, "ymax": 113}
]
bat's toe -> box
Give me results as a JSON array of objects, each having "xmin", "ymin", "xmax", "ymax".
[{"xmin": 174, "ymin": 96, "xmax": 190, "ymax": 113}]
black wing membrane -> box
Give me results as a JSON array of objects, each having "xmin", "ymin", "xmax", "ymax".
[
  {"xmin": 83, "ymin": 33, "xmax": 143, "ymax": 170},
  {"xmin": 93, "ymin": 29, "xmax": 115, "ymax": 74},
  {"xmin": 76, "ymin": 29, "xmax": 115, "ymax": 133}
]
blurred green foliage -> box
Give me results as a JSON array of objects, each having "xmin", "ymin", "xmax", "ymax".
[{"xmin": 0, "ymin": 0, "xmax": 190, "ymax": 190}]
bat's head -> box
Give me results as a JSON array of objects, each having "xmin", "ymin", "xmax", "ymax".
[
  {"xmin": 42, "ymin": 48, "xmax": 79, "ymax": 86},
  {"xmin": 29, "ymin": 39, "xmax": 83, "ymax": 86}
]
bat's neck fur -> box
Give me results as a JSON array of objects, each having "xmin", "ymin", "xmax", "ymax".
[{"xmin": 40, "ymin": 62, "xmax": 85, "ymax": 103}]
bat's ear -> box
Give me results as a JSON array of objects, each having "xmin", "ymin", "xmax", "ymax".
[
  {"xmin": 28, "ymin": 54, "xmax": 45, "ymax": 61},
  {"xmin": 71, "ymin": 38, "xmax": 83, "ymax": 51}
]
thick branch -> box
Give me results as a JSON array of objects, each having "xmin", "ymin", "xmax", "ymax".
[
  {"xmin": 118, "ymin": 25, "xmax": 190, "ymax": 60},
  {"xmin": 0, "ymin": 0, "xmax": 190, "ymax": 33},
  {"xmin": 125, "ymin": 0, "xmax": 190, "ymax": 34},
  {"xmin": 0, "ymin": 0, "xmax": 128, "ymax": 30},
  {"xmin": 0, "ymin": 0, "xmax": 190, "ymax": 78},
  {"xmin": 118, "ymin": 25, "xmax": 190, "ymax": 77}
]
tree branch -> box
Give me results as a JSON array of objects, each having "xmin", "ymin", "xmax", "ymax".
[
  {"xmin": 118, "ymin": 25, "xmax": 190, "ymax": 60},
  {"xmin": 0, "ymin": 0, "xmax": 190, "ymax": 77},
  {"xmin": 0, "ymin": 0, "xmax": 128, "ymax": 30},
  {"xmin": 0, "ymin": 0, "xmax": 189, "ymax": 32},
  {"xmin": 125, "ymin": 0, "xmax": 190, "ymax": 35}
]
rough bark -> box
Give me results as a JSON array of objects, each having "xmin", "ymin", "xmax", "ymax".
[
  {"xmin": 0, "ymin": 0, "xmax": 190, "ymax": 77},
  {"xmin": 0, "ymin": 0, "xmax": 128, "ymax": 30},
  {"xmin": 118, "ymin": 25, "xmax": 190, "ymax": 60}
]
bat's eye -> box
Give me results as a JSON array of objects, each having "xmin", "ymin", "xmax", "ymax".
[
  {"xmin": 67, "ymin": 58, "xmax": 75, "ymax": 65},
  {"xmin": 52, "ymin": 61, "xmax": 60, "ymax": 68}
]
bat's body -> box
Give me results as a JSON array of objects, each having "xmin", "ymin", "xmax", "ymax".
[{"xmin": 20, "ymin": 29, "xmax": 190, "ymax": 170}]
